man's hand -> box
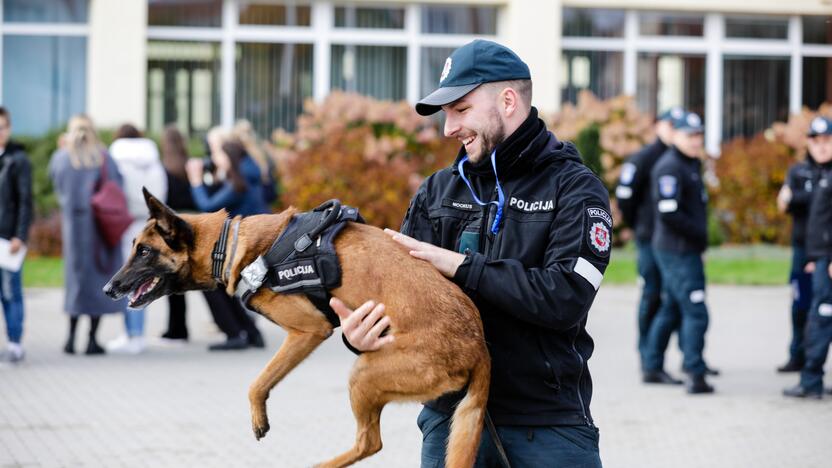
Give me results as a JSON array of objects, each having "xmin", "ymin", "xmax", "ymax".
[
  {"xmin": 805, "ymin": 262, "xmax": 816, "ymax": 274},
  {"xmin": 828, "ymin": 262, "xmax": 832, "ymax": 280},
  {"xmin": 185, "ymin": 159, "xmax": 204, "ymax": 187},
  {"xmin": 776, "ymin": 185, "xmax": 792, "ymax": 213},
  {"xmin": 9, "ymin": 237, "xmax": 24, "ymax": 254},
  {"xmin": 384, "ymin": 229, "xmax": 466, "ymax": 278},
  {"xmin": 330, "ymin": 298, "xmax": 394, "ymax": 352}
]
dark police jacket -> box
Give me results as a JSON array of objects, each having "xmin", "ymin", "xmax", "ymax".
[
  {"xmin": 650, "ymin": 147, "xmax": 707, "ymax": 254},
  {"xmin": 806, "ymin": 162, "xmax": 832, "ymax": 261},
  {"xmin": 784, "ymin": 159, "xmax": 817, "ymax": 247},
  {"xmin": 0, "ymin": 142, "xmax": 33, "ymax": 243},
  {"xmin": 615, "ymin": 138, "xmax": 668, "ymax": 242},
  {"xmin": 401, "ymin": 109, "xmax": 611, "ymax": 426}
]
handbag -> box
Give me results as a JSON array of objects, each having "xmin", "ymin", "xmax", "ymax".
[{"xmin": 91, "ymin": 155, "xmax": 132, "ymax": 248}]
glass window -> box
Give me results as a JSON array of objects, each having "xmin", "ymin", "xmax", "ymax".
[
  {"xmin": 146, "ymin": 41, "xmax": 221, "ymax": 137},
  {"xmin": 236, "ymin": 42, "xmax": 313, "ymax": 135},
  {"xmin": 239, "ymin": 2, "xmax": 311, "ymax": 26},
  {"xmin": 561, "ymin": 50, "xmax": 623, "ymax": 104},
  {"xmin": 639, "ymin": 12, "xmax": 704, "ymax": 37},
  {"xmin": 562, "ymin": 8, "xmax": 625, "ymax": 38},
  {"xmin": 722, "ymin": 56, "xmax": 789, "ymax": 140},
  {"xmin": 637, "ymin": 53, "xmax": 705, "ymax": 118},
  {"xmin": 421, "ymin": 5, "xmax": 497, "ymax": 35},
  {"xmin": 803, "ymin": 57, "xmax": 832, "ymax": 110},
  {"xmin": 335, "ymin": 6, "xmax": 405, "ymax": 29},
  {"xmin": 421, "ymin": 47, "xmax": 455, "ymax": 98},
  {"xmin": 330, "ymin": 45, "xmax": 406, "ymax": 101},
  {"xmin": 803, "ymin": 16, "xmax": 832, "ymax": 44},
  {"xmin": 3, "ymin": 0, "xmax": 88, "ymax": 23},
  {"xmin": 725, "ymin": 15, "xmax": 788, "ymax": 39},
  {"xmin": 148, "ymin": 0, "xmax": 222, "ymax": 27},
  {"xmin": 2, "ymin": 35, "xmax": 86, "ymax": 136}
]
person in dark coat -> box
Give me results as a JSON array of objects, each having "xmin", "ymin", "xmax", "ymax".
[
  {"xmin": 185, "ymin": 128, "xmax": 266, "ymax": 351},
  {"xmin": 48, "ymin": 115, "xmax": 127, "ymax": 355}
]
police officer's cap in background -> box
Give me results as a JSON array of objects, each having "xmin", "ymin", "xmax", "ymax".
[
  {"xmin": 807, "ymin": 116, "xmax": 832, "ymax": 137},
  {"xmin": 672, "ymin": 111, "xmax": 704, "ymax": 134},
  {"xmin": 657, "ymin": 106, "xmax": 685, "ymax": 122},
  {"xmin": 415, "ymin": 40, "xmax": 531, "ymax": 116}
]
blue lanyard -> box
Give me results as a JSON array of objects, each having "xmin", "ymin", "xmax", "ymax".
[{"xmin": 457, "ymin": 150, "xmax": 505, "ymax": 235}]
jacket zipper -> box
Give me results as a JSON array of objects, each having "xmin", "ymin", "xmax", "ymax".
[{"xmin": 572, "ymin": 329, "xmax": 590, "ymax": 425}]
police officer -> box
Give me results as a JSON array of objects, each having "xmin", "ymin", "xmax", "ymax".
[
  {"xmin": 616, "ymin": 107, "xmax": 684, "ymax": 384},
  {"xmin": 784, "ymin": 116, "xmax": 832, "ymax": 399},
  {"xmin": 642, "ymin": 111, "xmax": 715, "ymax": 394},
  {"xmin": 775, "ymin": 138, "xmax": 818, "ymax": 373},
  {"xmin": 332, "ymin": 40, "xmax": 609, "ymax": 466}
]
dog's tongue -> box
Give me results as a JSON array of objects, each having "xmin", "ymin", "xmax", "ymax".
[{"xmin": 129, "ymin": 278, "xmax": 155, "ymax": 304}]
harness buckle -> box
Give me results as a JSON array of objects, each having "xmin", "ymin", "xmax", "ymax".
[{"xmin": 294, "ymin": 234, "xmax": 313, "ymax": 252}]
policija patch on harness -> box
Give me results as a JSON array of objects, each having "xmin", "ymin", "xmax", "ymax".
[{"xmin": 583, "ymin": 207, "xmax": 612, "ymax": 258}]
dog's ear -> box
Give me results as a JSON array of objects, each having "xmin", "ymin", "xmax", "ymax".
[{"xmin": 143, "ymin": 187, "xmax": 194, "ymax": 250}]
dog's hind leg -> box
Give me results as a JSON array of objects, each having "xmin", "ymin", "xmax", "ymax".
[{"xmin": 249, "ymin": 330, "xmax": 327, "ymax": 441}]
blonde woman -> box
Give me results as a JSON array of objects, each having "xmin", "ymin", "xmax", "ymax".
[
  {"xmin": 48, "ymin": 115, "xmax": 126, "ymax": 355},
  {"xmin": 232, "ymin": 119, "xmax": 278, "ymax": 205}
]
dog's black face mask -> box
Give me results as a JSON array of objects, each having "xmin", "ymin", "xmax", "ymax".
[{"xmin": 103, "ymin": 188, "xmax": 196, "ymax": 308}]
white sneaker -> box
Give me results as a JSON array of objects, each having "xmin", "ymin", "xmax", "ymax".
[
  {"xmin": 2, "ymin": 343, "xmax": 24, "ymax": 364},
  {"xmin": 105, "ymin": 334, "xmax": 129, "ymax": 352},
  {"xmin": 107, "ymin": 336, "xmax": 146, "ymax": 355}
]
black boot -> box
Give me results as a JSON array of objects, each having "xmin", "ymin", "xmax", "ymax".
[
  {"xmin": 777, "ymin": 359, "xmax": 804, "ymax": 373},
  {"xmin": 208, "ymin": 333, "xmax": 249, "ymax": 351},
  {"xmin": 64, "ymin": 316, "xmax": 79, "ymax": 355},
  {"xmin": 783, "ymin": 384, "xmax": 822, "ymax": 399},
  {"xmin": 686, "ymin": 374, "xmax": 714, "ymax": 394},
  {"xmin": 643, "ymin": 369, "xmax": 684, "ymax": 385},
  {"xmin": 247, "ymin": 330, "xmax": 265, "ymax": 349},
  {"xmin": 85, "ymin": 316, "xmax": 105, "ymax": 355}
]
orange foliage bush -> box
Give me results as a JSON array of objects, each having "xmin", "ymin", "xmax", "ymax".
[{"xmin": 273, "ymin": 92, "xmax": 458, "ymax": 228}]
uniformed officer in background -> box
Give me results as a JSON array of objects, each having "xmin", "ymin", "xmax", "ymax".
[
  {"xmin": 616, "ymin": 107, "xmax": 684, "ymax": 385},
  {"xmin": 784, "ymin": 116, "xmax": 832, "ymax": 399},
  {"xmin": 642, "ymin": 111, "xmax": 715, "ymax": 394},
  {"xmin": 776, "ymin": 134, "xmax": 818, "ymax": 373}
]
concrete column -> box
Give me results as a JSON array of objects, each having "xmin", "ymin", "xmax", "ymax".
[
  {"xmin": 502, "ymin": 0, "xmax": 562, "ymax": 114},
  {"xmin": 87, "ymin": 0, "xmax": 148, "ymax": 130}
]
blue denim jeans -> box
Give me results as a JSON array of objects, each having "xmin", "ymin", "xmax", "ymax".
[
  {"xmin": 644, "ymin": 250, "xmax": 709, "ymax": 375},
  {"xmin": 636, "ymin": 240, "xmax": 663, "ymax": 370},
  {"xmin": 799, "ymin": 257, "xmax": 832, "ymax": 393},
  {"xmin": 788, "ymin": 245, "xmax": 812, "ymax": 363},
  {"xmin": 418, "ymin": 406, "xmax": 602, "ymax": 468},
  {"xmin": 125, "ymin": 308, "xmax": 145, "ymax": 337},
  {"xmin": 0, "ymin": 267, "xmax": 24, "ymax": 343}
]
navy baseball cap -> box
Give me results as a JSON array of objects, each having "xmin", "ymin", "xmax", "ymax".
[
  {"xmin": 657, "ymin": 106, "xmax": 685, "ymax": 122},
  {"xmin": 416, "ymin": 40, "xmax": 531, "ymax": 116},
  {"xmin": 808, "ymin": 116, "xmax": 832, "ymax": 137},
  {"xmin": 672, "ymin": 111, "xmax": 704, "ymax": 134}
]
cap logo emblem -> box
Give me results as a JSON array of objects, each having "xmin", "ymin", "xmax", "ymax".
[
  {"xmin": 812, "ymin": 117, "xmax": 828, "ymax": 134},
  {"xmin": 687, "ymin": 113, "xmax": 701, "ymax": 127},
  {"xmin": 440, "ymin": 57, "xmax": 452, "ymax": 83},
  {"xmin": 671, "ymin": 107, "xmax": 684, "ymax": 119}
]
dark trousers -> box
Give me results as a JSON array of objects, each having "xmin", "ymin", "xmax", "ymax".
[
  {"xmin": 644, "ymin": 250, "xmax": 709, "ymax": 375},
  {"xmin": 165, "ymin": 294, "xmax": 188, "ymax": 338},
  {"xmin": 788, "ymin": 245, "xmax": 812, "ymax": 364},
  {"xmin": 418, "ymin": 406, "xmax": 602, "ymax": 468},
  {"xmin": 202, "ymin": 289, "xmax": 260, "ymax": 340},
  {"xmin": 636, "ymin": 240, "xmax": 663, "ymax": 370},
  {"xmin": 799, "ymin": 257, "xmax": 832, "ymax": 392}
]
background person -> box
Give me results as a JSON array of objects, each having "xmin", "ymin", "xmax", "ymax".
[
  {"xmin": 616, "ymin": 107, "xmax": 684, "ymax": 385},
  {"xmin": 106, "ymin": 123, "xmax": 167, "ymax": 354},
  {"xmin": 0, "ymin": 106, "xmax": 32, "ymax": 364},
  {"xmin": 49, "ymin": 115, "xmax": 127, "ymax": 355},
  {"xmin": 776, "ymin": 142, "xmax": 818, "ymax": 373},
  {"xmin": 186, "ymin": 129, "xmax": 266, "ymax": 351},
  {"xmin": 232, "ymin": 119, "xmax": 279, "ymax": 207}
]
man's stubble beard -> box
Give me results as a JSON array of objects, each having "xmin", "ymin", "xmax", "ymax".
[{"xmin": 471, "ymin": 107, "xmax": 506, "ymax": 165}]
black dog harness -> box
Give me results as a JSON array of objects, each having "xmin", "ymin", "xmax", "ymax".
[{"xmin": 235, "ymin": 200, "xmax": 364, "ymax": 327}]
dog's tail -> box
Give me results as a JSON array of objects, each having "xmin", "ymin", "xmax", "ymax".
[{"xmin": 445, "ymin": 356, "xmax": 491, "ymax": 468}]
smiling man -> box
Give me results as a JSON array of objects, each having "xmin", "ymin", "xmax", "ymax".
[{"xmin": 331, "ymin": 40, "xmax": 610, "ymax": 466}]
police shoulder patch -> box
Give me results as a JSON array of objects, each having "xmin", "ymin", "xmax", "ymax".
[
  {"xmin": 658, "ymin": 175, "xmax": 677, "ymax": 198},
  {"xmin": 619, "ymin": 163, "xmax": 637, "ymax": 185},
  {"xmin": 584, "ymin": 206, "xmax": 612, "ymax": 258}
]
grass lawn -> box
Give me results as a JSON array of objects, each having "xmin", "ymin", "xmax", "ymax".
[
  {"xmin": 605, "ymin": 244, "xmax": 791, "ymax": 285},
  {"xmin": 20, "ymin": 244, "xmax": 793, "ymax": 288}
]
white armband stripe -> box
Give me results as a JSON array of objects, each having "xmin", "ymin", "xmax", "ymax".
[
  {"xmin": 575, "ymin": 257, "xmax": 604, "ymax": 291},
  {"xmin": 615, "ymin": 186, "xmax": 633, "ymax": 199},
  {"xmin": 658, "ymin": 199, "xmax": 678, "ymax": 213}
]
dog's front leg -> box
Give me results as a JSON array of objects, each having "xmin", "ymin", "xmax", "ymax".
[{"xmin": 249, "ymin": 330, "xmax": 327, "ymax": 440}]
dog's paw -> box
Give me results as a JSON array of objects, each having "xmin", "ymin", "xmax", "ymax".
[{"xmin": 252, "ymin": 420, "xmax": 270, "ymax": 441}]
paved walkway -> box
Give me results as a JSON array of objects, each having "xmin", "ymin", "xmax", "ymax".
[{"xmin": 1, "ymin": 285, "xmax": 830, "ymax": 467}]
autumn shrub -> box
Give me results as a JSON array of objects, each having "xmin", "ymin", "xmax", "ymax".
[{"xmin": 273, "ymin": 92, "xmax": 458, "ymax": 229}]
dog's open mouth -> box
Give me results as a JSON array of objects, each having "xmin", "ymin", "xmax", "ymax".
[{"xmin": 128, "ymin": 277, "xmax": 160, "ymax": 307}]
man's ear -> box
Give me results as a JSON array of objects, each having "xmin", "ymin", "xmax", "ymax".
[{"xmin": 143, "ymin": 187, "xmax": 194, "ymax": 250}]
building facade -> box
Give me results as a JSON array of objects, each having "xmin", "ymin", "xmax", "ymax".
[{"xmin": 0, "ymin": 0, "xmax": 829, "ymax": 154}]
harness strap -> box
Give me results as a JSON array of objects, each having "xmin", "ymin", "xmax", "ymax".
[
  {"xmin": 211, "ymin": 218, "xmax": 232, "ymax": 281},
  {"xmin": 304, "ymin": 288, "xmax": 341, "ymax": 328},
  {"xmin": 223, "ymin": 219, "xmax": 241, "ymax": 284},
  {"xmin": 485, "ymin": 411, "xmax": 512, "ymax": 468}
]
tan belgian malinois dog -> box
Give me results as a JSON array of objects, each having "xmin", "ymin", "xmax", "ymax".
[{"xmin": 103, "ymin": 189, "xmax": 490, "ymax": 467}]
